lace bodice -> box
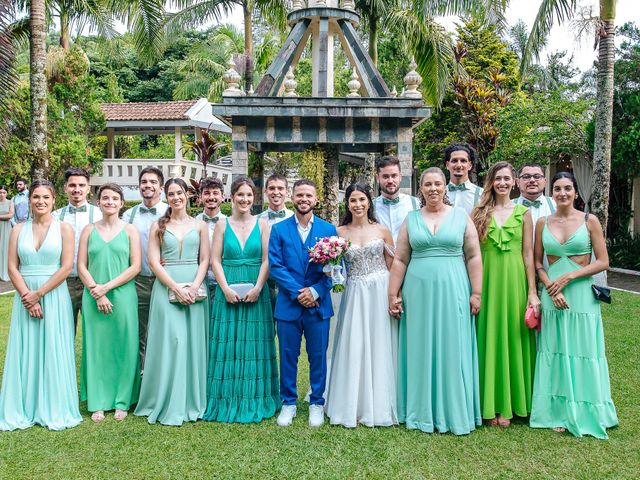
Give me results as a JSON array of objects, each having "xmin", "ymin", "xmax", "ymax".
[{"xmin": 345, "ymin": 238, "xmax": 389, "ymax": 280}]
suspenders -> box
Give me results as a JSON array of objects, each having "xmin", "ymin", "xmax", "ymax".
[
  {"xmin": 59, "ymin": 204, "xmax": 95, "ymax": 223},
  {"xmin": 545, "ymin": 196, "xmax": 556, "ymax": 214},
  {"xmin": 473, "ymin": 186, "xmax": 481, "ymax": 206},
  {"xmin": 128, "ymin": 204, "xmax": 140, "ymax": 224}
]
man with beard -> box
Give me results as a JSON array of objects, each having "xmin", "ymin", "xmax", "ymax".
[
  {"xmin": 268, "ymin": 179, "xmax": 337, "ymax": 428},
  {"xmin": 514, "ymin": 163, "xmax": 556, "ymax": 238},
  {"xmin": 122, "ymin": 167, "xmax": 168, "ymax": 370},
  {"xmin": 53, "ymin": 167, "xmax": 102, "ymax": 330},
  {"xmin": 195, "ymin": 176, "xmax": 227, "ymax": 297},
  {"xmin": 11, "ymin": 178, "xmax": 29, "ymax": 226},
  {"xmin": 444, "ymin": 143, "xmax": 482, "ymax": 215},
  {"xmin": 258, "ymin": 174, "xmax": 293, "ymax": 226},
  {"xmin": 372, "ymin": 156, "xmax": 420, "ymax": 243}
]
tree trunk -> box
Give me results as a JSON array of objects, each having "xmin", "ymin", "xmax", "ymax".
[
  {"xmin": 321, "ymin": 145, "xmax": 340, "ymax": 224},
  {"xmin": 369, "ymin": 16, "xmax": 378, "ymax": 66},
  {"xmin": 243, "ymin": 3, "xmax": 253, "ymax": 93},
  {"xmin": 60, "ymin": 11, "xmax": 70, "ymax": 49},
  {"xmin": 30, "ymin": 0, "xmax": 48, "ymax": 179},
  {"xmin": 591, "ymin": 8, "xmax": 616, "ymax": 236}
]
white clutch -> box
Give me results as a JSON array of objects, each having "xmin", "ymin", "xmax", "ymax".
[
  {"xmin": 168, "ymin": 283, "xmax": 207, "ymax": 303},
  {"xmin": 228, "ymin": 283, "xmax": 255, "ymax": 298}
]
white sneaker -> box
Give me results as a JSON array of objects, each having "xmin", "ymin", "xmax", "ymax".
[
  {"xmin": 309, "ymin": 404, "xmax": 324, "ymax": 427},
  {"xmin": 277, "ymin": 405, "xmax": 297, "ymax": 427}
]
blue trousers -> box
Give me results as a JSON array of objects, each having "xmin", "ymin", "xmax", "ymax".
[{"xmin": 276, "ymin": 314, "xmax": 330, "ymax": 406}]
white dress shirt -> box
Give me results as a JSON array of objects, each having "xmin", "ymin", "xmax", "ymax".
[
  {"xmin": 53, "ymin": 202, "xmax": 103, "ymax": 276},
  {"xmin": 122, "ymin": 201, "xmax": 169, "ymax": 277},
  {"xmin": 294, "ymin": 214, "xmax": 318, "ymax": 299},
  {"xmin": 446, "ymin": 180, "xmax": 482, "ymax": 215},
  {"xmin": 258, "ymin": 207, "xmax": 294, "ymax": 226},
  {"xmin": 12, "ymin": 190, "xmax": 29, "ymax": 225},
  {"xmin": 514, "ymin": 195, "xmax": 557, "ymax": 233},
  {"xmin": 372, "ymin": 193, "xmax": 420, "ymax": 243},
  {"xmin": 196, "ymin": 210, "xmax": 227, "ymax": 283}
]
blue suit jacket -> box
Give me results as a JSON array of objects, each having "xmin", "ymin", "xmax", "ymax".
[{"xmin": 268, "ymin": 215, "xmax": 337, "ymax": 321}]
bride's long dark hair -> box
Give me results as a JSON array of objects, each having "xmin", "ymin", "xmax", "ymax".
[{"xmin": 341, "ymin": 183, "xmax": 377, "ymax": 226}]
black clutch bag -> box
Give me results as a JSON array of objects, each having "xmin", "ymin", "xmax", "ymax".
[{"xmin": 591, "ymin": 284, "xmax": 612, "ymax": 304}]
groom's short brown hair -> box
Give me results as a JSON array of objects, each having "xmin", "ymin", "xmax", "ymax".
[{"xmin": 292, "ymin": 179, "xmax": 316, "ymax": 192}]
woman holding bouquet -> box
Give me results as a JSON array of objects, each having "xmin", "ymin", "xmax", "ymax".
[
  {"xmin": 389, "ymin": 167, "xmax": 483, "ymax": 435},
  {"xmin": 325, "ymin": 183, "xmax": 398, "ymax": 428},
  {"xmin": 203, "ymin": 176, "xmax": 279, "ymax": 423}
]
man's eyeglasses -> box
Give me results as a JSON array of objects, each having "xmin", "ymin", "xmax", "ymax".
[{"xmin": 520, "ymin": 174, "xmax": 545, "ymax": 180}]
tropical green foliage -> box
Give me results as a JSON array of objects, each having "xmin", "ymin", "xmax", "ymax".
[{"xmin": 0, "ymin": 46, "xmax": 105, "ymax": 193}]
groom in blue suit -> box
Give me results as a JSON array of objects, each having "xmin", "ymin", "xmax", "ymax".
[{"xmin": 268, "ymin": 179, "xmax": 337, "ymax": 427}]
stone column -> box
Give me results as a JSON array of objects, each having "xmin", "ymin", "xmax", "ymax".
[
  {"xmin": 397, "ymin": 125, "xmax": 413, "ymax": 194},
  {"xmin": 169, "ymin": 126, "xmax": 183, "ymax": 178},
  {"xmin": 232, "ymin": 124, "xmax": 249, "ymax": 181},
  {"xmin": 322, "ymin": 144, "xmax": 340, "ymax": 224},
  {"xmin": 250, "ymin": 151, "xmax": 265, "ymax": 214}
]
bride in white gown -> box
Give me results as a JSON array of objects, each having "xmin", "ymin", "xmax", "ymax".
[{"xmin": 325, "ymin": 184, "xmax": 398, "ymax": 428}]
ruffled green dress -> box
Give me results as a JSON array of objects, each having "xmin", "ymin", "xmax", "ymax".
[
  {"xmin": 477, "ymin": 204, "xmax": 536, "ymax": 419},
  {"xmin": 203, "ymin": 219, "xmax": 279, "ymax": 423},
  {"xmin": 530, "ymin": 220, "xmax": 618, "ymax": 438}
]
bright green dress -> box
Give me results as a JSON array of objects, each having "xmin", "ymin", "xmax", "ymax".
[
  {"xmin": 477, "ymin": 204, "xmax": 535, "ymax": 419},
  {"xmin": 204, "ymin": 219, "xmax": 279, "ymax": 423},
  {"xmin": 134, "ymin": 228, "xmax": 209, "ymax": 425},
  {"xmin": 0, "ymin": 200, "xmax": 11, "ymax": 281},
  {"xmin": 398, "ymin": 208, "xmax": 481, "ymax": 435},
  {"xmin": 0, "ymin": 220, "xmax": 81, "ymax": 431},
  {"xmin": 530, "ymin": 219, "xmax": 618, "ymax": 438},
  {"xmin": 80, "ymin": 227, "xmax": 140, "ymax": 412}
]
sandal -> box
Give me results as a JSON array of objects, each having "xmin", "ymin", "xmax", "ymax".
[
  {"xmin": 486, "ymin": 418, "xmax": 499, "ymax": 426},
  {"xmin": 114, "ymin": 410, "xmax": 128, "ymax": 421},
  {"xmin": 497, "ymin": 415, "xmax": 511, "ymax": 427},
  {"xmin": 552, "ymin": 427, "xmax": 566, "ymax": 433},
  {"xmin": 91, "ymin": 411, "xmax": 105, "ymax": 423}
]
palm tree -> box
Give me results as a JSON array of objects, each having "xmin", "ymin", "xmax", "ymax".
[
  {"xmin": 387, "ymin": 1, "xmax": 509, "ymax": 106},
  {"xmin": 355, "ymin": 0, "xmax": 398, "ymax": 66},
  {"xmin": 0, "ymin": 0, "xmax": 17, "ymax": 149},
  {"xmin": 167, "ymin": 0, "xmax": 288, "ymax": 91},
  {"xmin": 521, "ymin": 0, "xmax": 617, "ymax": 234},
  {"xmin": 30, "ymin": 0, "xmax": 48, "ymax": 177}
]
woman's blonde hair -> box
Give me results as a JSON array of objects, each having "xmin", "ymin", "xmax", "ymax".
[
  {"xmin": 417, "ymin": 167, "xmax": 451, "ymax": 207},
  {"xmin": 471, "ymin": 161, "xmax": 517, "ymax": 241}
]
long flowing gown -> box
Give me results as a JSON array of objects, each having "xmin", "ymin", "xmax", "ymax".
[
  {"xmin": 476, "ymin": 204, "xmax": 535, "ymax": 419},
  {"xmin": 325, "ymin": 238, "xmax": 398, "ymax": 428},
  {"xmin": 204, "ymin": 219, "xmax": 279, "ymax": 423},
  {"xmin": 0, "ymin": 200, "xmax": 11, "ymax": 281},
  {"xmin": 134, "ymin": 228, "xmax": 209, "ymax": 426},
  {"xmin": 397, "ymin": 208, "xmax": 481, "ymax": 435},
  {"xmin": 81, "ymin": 227, "xmax": 140, "ymax": 412},
  {"xmin": 0, "ymin": 219, "xmax": 82, "ymax": 431},
  {"xmin": 530, "ymin": 220, "xmax": 618, "ymax": 438}
]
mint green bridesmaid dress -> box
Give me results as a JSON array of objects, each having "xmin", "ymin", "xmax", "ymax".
[
  {"xmin": 134, "ymin": 228, "xmax": 209, "ymax": 426},
  {"xmin": 0, "ymin": 220, "xmax": 82, "ymax": 431},
  {"xmin": 397, "ymin": 208, "xmax": 481, "ymax": 435},
  {"xmin": 204, "ymin": 219, "xmax": 278, "ymax": 423},
  {"xmin": 530, "ymin": 218, "xmax": 618, "ymax": 439},
  {"xmin": 81, "ymin": 228, "xmax": 140, "ymax": 412}
]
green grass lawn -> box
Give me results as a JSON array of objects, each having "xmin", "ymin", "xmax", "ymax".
[{"xmin": 0, "ymin": 292, "xmax": 638, "ymax": 479}]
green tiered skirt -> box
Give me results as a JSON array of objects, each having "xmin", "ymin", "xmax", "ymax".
[{"xmin": 203, "ymin": 259, "xmax": 279, "ymax": 423}]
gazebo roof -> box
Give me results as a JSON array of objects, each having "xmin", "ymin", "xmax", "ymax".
[{"xmin": 101, "ymin": 98, "xmax": 231, "ymax": 135}]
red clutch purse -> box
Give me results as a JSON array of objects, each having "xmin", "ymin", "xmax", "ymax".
[{"xmin": 524, "ymin": 304, "xmax": 541, "ymax": 331}]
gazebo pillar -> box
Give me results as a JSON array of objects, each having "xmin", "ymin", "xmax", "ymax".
[
  {"xmin": 106, "ymin": 128, "xmax": 115, "ymax": 159},
  {"xmin": 169, "ymin": 126, "xmax": 183, "ymax": 178},
  {"xmin": 231, "ymin": 123, "xmax": 249, "ymax": 181},
  {"xmin": 398, "ymin": 126, "xmax": 414, "ymax": 194}
]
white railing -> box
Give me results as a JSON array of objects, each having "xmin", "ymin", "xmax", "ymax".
[{"xmin": 92, "ymin": 158, "xmax": 233, "ymax": 192}]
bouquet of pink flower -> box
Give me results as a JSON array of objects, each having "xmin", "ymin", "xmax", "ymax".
[{"xmin": 308, "ymin": 236, "xmax": 350, "ymax": 292}]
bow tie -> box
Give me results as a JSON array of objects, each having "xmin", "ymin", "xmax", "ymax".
[
  {"xmin": 139, "ymin": 206, "xmax": 157, "ymax": 215},
  {"xmin": 382, "ymin": 197, "xmax": 400, "ymax": 206},
  {"xmin": 522, "ymin": 198, "xmax": 542, "ymax": 208},
  {"xmin": 68, "ymin": 205, "xmax": 87, "ymax": 214},
  {"xmin": 202, "ymin": 214, "xmax": 219, "ymax": 223},
  {"xmin": 448, "ymin": 183, "xmax": 468, "ymax": 192},
  {"xmin": 268, "ymin": 210, "xmax": 286, "ymax": 220}
]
